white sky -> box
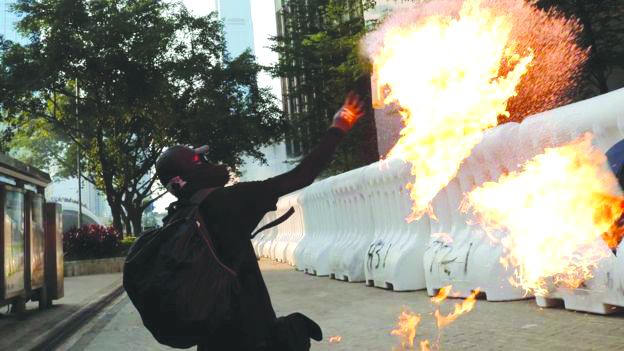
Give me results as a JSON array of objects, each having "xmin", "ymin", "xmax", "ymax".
[
  {"xmin": 154, "ymin": 0, "xmax": 280, "ymax": 213},
  {"xmin": 183, "ymin": 0, "xmax": 279, "ymax": 67}
]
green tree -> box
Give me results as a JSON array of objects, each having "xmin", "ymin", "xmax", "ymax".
[
  {"xmin": 1, "ymin": 0, "xmax": 286, "ymax": 235},
  {"xmin": 271, "ymin": 0, "xmax": 379, "ymax": 176},
  {"xmin": 532, "ymin": 0, "xmax": 624, "ymax": 96},
  {"xmin": 3, "ymin": 118, "xmax": 70, "ymax": 171}
]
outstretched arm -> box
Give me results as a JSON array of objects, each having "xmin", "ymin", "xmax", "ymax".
[{"xmin": 271, "ymin": 92, "xmax": 365, "ymax": 197}]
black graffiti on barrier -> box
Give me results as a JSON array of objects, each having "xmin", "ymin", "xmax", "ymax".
[
  {"xmin": 464, "ymin": 242, "xmax": 473, "ymax": 274},
  {"xmin": 367, "ymin": 241, "xmax": 393, "ymax": 271}
]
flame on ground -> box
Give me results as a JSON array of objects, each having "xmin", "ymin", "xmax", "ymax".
[
  {"xmin": 328, "ymin": 336, "xmax": 343, "ymax": 344},
  {"xmin": 391, "ymin": 308, "xmax": 423, "ymax": 350},
  {"xmin": 420, "ymin": 340, "xmax": 431, "ymax": 351},
  {"xmin": 433, "ymin": 288, "xmax": 480, "ymax": 328},
  {"xmin": 462, "ymin": 134, "xmax": 624, "ymax": 296},
  {"xmin": 362, "ymin": 0, "xmax": 586, "ymax": 221},
  {"xmin": 431, "ymin": 285, "xmax": 452, "ymax": 305},
  {"xmin": 392, "ymin": 285, "xmax": 479, "ymax": 350}
]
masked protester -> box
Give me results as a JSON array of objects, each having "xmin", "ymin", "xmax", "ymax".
[{"xmin": 154, "ymin": 92, "xmax": 365, "ymax": 351}]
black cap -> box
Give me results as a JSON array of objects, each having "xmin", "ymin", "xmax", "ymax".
[{"xmin": 155, "ymin": 145, "xmax": 198, "ymax": 186}]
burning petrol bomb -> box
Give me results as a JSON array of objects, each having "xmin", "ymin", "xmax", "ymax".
[{"xmin": 361, "ymin": 0, "xmax": 587, "ymax": 221}]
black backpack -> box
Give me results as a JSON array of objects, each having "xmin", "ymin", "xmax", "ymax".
[{"xmin": 123, "ymin": 188, "xmax": 239, "ymax": 349}]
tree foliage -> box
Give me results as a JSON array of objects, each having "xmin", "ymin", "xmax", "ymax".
[
  {"xmin": 271, "ymin": 0, "xmax": 379, "ymax": 176},
  {"xmin": 532, "ymin": 0, "xmax": 624, "ymax": 96},
  {"xmin": 0, "ymin": 0, "xmax": 286, "ymax": 235}
]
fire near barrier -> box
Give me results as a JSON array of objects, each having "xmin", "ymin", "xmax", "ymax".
[{"xmin": 252, "ymin": 87, "xmax": 624, "ymax": 314}]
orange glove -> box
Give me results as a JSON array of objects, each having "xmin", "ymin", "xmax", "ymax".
[{"xmin": 331, "ymin": 91, "xmax": 365, "ymax": 132}]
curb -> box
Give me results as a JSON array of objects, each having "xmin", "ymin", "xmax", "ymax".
[{"xmin": 27, "ymin": 283, "xmax": 125, "ymax": 351}]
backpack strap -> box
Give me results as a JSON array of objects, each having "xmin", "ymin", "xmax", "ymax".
[
  {"xmin": 190, "ymin": 188, "xmax": 219, "ymax": 206},
  {"xmin": 250, "ymin": 207, "xmax": 295, "ymax": 239},
  {"xmin": 177, "ymin": 188, "xmax": 217, "ymax": 220}
]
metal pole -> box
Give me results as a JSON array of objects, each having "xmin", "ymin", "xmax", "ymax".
[{"xmin": 76, "ymin": 79, "xmax": 82, "ymax": 228}]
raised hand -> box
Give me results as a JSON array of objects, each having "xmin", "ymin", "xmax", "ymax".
[{"xmin": 331, "ymin": 91, "xmax": 366, "ymax": 132}]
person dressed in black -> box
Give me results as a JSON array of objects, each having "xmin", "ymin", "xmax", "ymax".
[{"xmin": 155, "ymin": 92, "xmax": 365, "ymax": 351}]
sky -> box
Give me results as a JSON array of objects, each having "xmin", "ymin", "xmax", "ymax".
[
  {"xmin": 154, "ymin": 0, "xmax": 280, "ymax": 213},
  {"xmin": 183, "ymin": 0, "xmax": 279, "ymax": 70}
]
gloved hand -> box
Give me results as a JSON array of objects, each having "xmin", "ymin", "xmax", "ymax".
[
  {"xmin": 331, "ymin": 91, "xmax": 365, "ymax": 132},
  {"xmin": 271, "ymin": 312, "xmax": 323, "ymax": 351}
]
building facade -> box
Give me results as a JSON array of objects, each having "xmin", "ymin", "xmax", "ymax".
[
  {"xmin": 214, "ymin": 0, "xmax": 255, "ymax": 57},
  {"xmin": 45, "ymin": 178, "xmax": 112, "ymax": 225},
  {"xmin": 273, "ymin": 0, "xmax": 380, "ymax": 165}
]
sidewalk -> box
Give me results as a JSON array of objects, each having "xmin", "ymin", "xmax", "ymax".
[{"xmin": 0, "ymin": 273, "xmax": 123, "ymax": 351}]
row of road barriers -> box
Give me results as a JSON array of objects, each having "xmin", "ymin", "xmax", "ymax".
[{"xmin": 252, "ymin": 87, "xmax": 624, "ymax": 314}]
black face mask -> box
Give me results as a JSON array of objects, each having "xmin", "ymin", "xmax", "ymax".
[
  {"xmin": 187, "ymin": 146, "xmax": 230, "ymax": 188},
  {"xmin": 186, "ymin": 163, "xmax": 230, "ymax": 189}
]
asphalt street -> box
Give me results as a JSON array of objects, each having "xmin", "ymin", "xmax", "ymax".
[{"xmin": 51, "ymin": 259, "xmax": 624, "ymax": 351}]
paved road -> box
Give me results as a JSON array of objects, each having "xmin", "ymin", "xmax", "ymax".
[
  {"xmin": 57, "ymin": 259, "xmax": 624, "ymax": 351},
  {"xmin": 0, "ymin": 273, "xmax": 123, "ymax": 351}
]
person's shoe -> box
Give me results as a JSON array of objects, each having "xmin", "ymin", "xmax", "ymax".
[
  {"xmin": 271, "ymin": 312, "xmax": 323, "ymax": 351},
  {"xmin": 290, "ymin": 312, "xmax": 322, "ymax": 341}
]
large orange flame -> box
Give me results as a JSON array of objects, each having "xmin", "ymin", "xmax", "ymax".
[
  {"xmin": 363, "ymin": 0, "xmax": 586, "ymax": 221},
  {"xmin": 463, "ymin": 134, "xmax": 624, "ymax": 296},
  {"xmin": 370, "ymin": 0, "xmax": 533, "ymax": 220}
]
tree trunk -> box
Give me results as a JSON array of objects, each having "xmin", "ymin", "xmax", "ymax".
[
  {"xmin": 122, "ymin": 199, "xmax": 145, "ymax": 237},
  {"xmin": 131, "ymin": 208, "xmax": 143, "ymax": 236},
  {"xmin": 102, "ymin": 185, "xmax": 124, "ymax": 237},
  {"xmin": 110, "ymin": 204, "xmax": 124, "ymax": 237},
  {"xmin": 121, "ymin": 209, "xmax": 131, "ymax": 237},
  {"xmin": 96, "ymin": 124, "xmax": 126, "ymax": 236}
]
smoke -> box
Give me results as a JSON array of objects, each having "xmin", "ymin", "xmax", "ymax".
[{"xmin": 361, "ymin": 0, "xmax": 464, "ymax": 60}]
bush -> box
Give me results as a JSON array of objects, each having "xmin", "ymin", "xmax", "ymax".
[
  {"xmin": 63, "ymin": 224, "xmax": 125, "ymax": 261},
  {"xmin": 119, "ymin": 236, "xmax": 137, "ymax": 256}
]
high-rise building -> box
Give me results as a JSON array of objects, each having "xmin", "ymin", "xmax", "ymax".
[
  {"xmin": 214, "ymin": 0, "xmax": 255, "ymax": 57},
  {"xmin": 215, "ymin": 0, "xmax": 293, "ymax": 181},
  {"xmin": 273, "ymin": 0, "xmax": 413, "ymax": 158},
  {"xmin": 1, "ymin": 0, "xmax": 26, "ymax": 44},
  {"xmin": 274, "ymin": 0, "xmax": 373, "ymax": 159}
]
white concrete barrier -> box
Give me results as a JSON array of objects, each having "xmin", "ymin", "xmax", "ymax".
[
  {"xmin": 522, "ymin": 88, "xmax": 624, "ymax": 313},
  {"xmin": 425, "ymin": 87, "xmax": 624, "ymax": 308},
  {"xmin": 271, "ymin": 191, "xmax": 302, "ymax": 263},
  {"xmin": 292, "ymin": 187, "xmax": 314, "ymax": 270},
  {"xmin": 259, "ymin": 213, "xmax": 278, "ymax": 259},
  {"xmin": 424, "ymin": 122, "xmax": 529, "ymax": 300},
  {"xmin": 285, "ymin": 191, "xmax": 305, "ymax": 266},
  {"xmin": 292, "ymin": 181, "xmax": 324, "ymax": 273},
  {"xmin": 363, "ymin": 158, "xmax": 430, "ymax": 291},
  {"xmin": 606, "ymin": 245, "xmax": 624, "ymax": 311},
  {"xmin": 300, "ymin": 178, "xmax": 337, "ymax": 276},
  {"xmin": 252, "ymin": 212, "xmax": 274, "ymax": 258},
  {"xmin": 257, "ymin": 88, "xmax": 624, "ymax": 313},
  {"xmin": 325, "ymin": 166, "xmax": 371, "ymax": 282}
]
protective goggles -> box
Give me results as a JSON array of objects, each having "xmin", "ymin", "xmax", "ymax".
[{"xmin": 192, "ymin": 145, "xmax": 210, "ymax": 164}]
